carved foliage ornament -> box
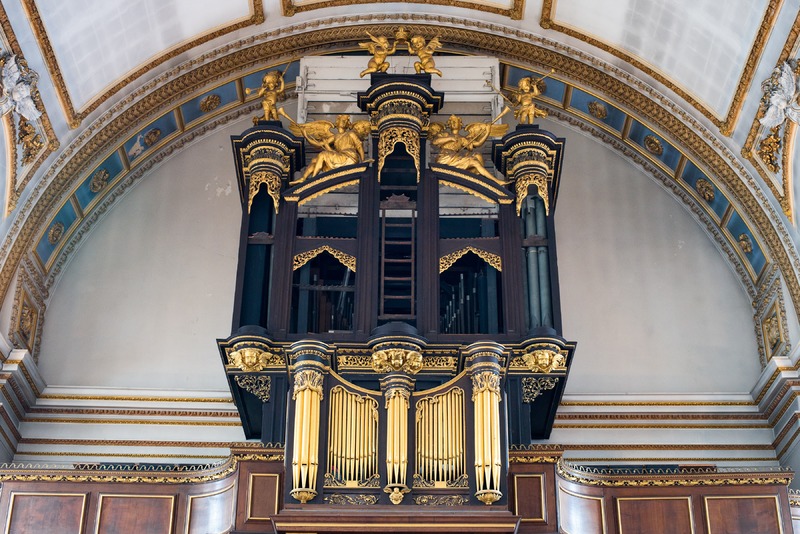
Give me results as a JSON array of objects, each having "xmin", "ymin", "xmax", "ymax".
[
  {"xmin": 471, "ymin": 371, "xmax": 500, "ymax": 400},
  {"xmin": 694, "ymin": 178, "xmax": 715, "ymax": 202},
  {"xmin": 325, "ymin": 494, "xmax": 379, "ymax": 505},
  {"xmin": 292, "ymin": 369, "xmax": 324, "ymax": 400},
  {"xmin": 17, "ymin": 117, "xmax": 42, "ymax": 166},
  {"xmin": 293, "ymin": 245, "xmax": 356, "ymax": 272},
  {"xmin": 738, "ymin": 233, "xmax": 753, "ymax": 254},
  {"xmin": 199, "ymin": 93, "xmax": 221, "ymax": 113},
  {"xmin": 643, "ymin": 135, "xmax": 663, "ymax": 156},
  {"xmin": 439, "ymin": 246, "xmax": 502, "ymax": 273},
  {"xmin": 372, "ymin": 348, "xmax": 423, "ymax": 374},
  {"xmin": 249, "ymin": 170, "xmax": 281, "ymax": 213},
  {"xmin": 587, "ymin": 100, "xmax": 608, "ymax": 119},
  {"xmin": 89, "ymin": 168, "xmax": 110, "ymax": 193},
  {"xmin": 763, "ymin": 312, "xmax": 782, "ymax": 353},
  {"xmin": 47, "ymin": 222, "xmax": 64, "ymax": 245},
  {"xmin": 522, "ymin": 376, "xmax": 558, "ymax": 403},
  {"xmin": 235, "ymin": 375, "xmax": 271, "ymax": 402},
  {"xmin": 516, "ymin": 172, "xmax": 549, "ymax": 216},
  {"xmin": 757, "ymin": 127, "xmax": 781, "ymax": 173},
  {"xmin": 379, "ymin": 126, "xmax": 421, "ymax": 182},
  {"xmin": 413, "ymin": 495, "xmax": 468, "ymax": 506}
]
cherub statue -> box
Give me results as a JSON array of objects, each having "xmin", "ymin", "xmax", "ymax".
[
  {"xmin": 404, "ymin": 33, "xmax": 442, "ymax": 76},
  {"xmin": 759, "ymin": 61, "xmax": 800, "ymax": 130},
  {"xmin": 246, "ymin": 70, "xmax": 285, "ymax": 121},
  {"xmin": 279, "ymin": 110, "xmax": 372, "ymax": 184},
  {"xmin": 511, "ymin": 76, "xmax": 549, "ymax": 124},
  {"xmin": 359, "ymin": 32, "xmax": 397, "ymax": 77},
  {"xmin": 429, "ymin": 109, "xmax": 510, "ymax": 183}
]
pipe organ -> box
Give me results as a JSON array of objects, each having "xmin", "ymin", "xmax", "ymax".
[{"xmin": 220, "ymin": 47, "xmax": 574, "ymax": 527}]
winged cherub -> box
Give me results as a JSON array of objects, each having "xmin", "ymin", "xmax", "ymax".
[
  {"xmin": 759, "ymin": 61, "xmax": 800, "ymax": 130},
  {"xmin": 280, "ymin": 111, "xmax": 372, "ymax": 184},
  {"xmin": 406, "ymin": 34, "xmax": 443, "ymax": 76},
  {"xmin": 359, "ymin": 32, "xmax": 397, "ymax": 77},
  {"xmin": 246, "ymin": 70, "xmax": 285, "ymax": 121},
  {"xmin": 429, "ymin": 109, "xmax": 510, "ymax": 183},
  {"xmin": 0, "ymin": 54, "xmax": 41, "ymax": 121}
]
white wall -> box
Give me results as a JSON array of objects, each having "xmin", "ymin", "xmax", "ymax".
[
  {"xmin": 37, "ymin": 115, "xmax": 761, "ymax": 396},
  {"xmin": 550, "ymin": 120, "xmax": 761, "ymax": 394},
  {"xmin": 38, "ymin": 119, "xmax": 246, "ymax": 390}
]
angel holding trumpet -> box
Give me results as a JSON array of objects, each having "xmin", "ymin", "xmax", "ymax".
[
  {"xmin": 488, "ymin": 70, "xmax": 554, "ymax": 124},
  {"xmin": 279, "ymin": 110, "xmax": 371, "ymax": 184},
  {"xmin": 429, "ymin": 108, "xmax": 510, "ymax": 183}
]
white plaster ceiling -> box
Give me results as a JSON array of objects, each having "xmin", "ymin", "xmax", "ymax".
[{"xmin": 34, "ymin": 0, "xmax": 252, "ymax": 109}]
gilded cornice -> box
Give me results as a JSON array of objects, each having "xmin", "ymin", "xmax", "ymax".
[
  {"xmin": 282, "ymin": 0, "xmax": 524, "ymax": 19},
  {"xmin": 741, "ymin": 8, "xmax": 800, "ymax": 218},
  {"xmin": 19, "ymin": 0, "xmax": 265, "ymax": 129},
  {"xmin": 540, "ymin": 0, "xmax": 782, "ymax": 136},
  {"xmin": 0, "ymin": 16, "xmax": 797, "ymax": 364},
  {"xmin": 0, "ymin": 2, "xmax": 59, "ymax": 213}
]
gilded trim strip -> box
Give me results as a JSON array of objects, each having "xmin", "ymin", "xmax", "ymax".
[
  {"xmin": 19, "ymin": 0, "xmax": 265, "ymax": 128},
  {"xmin": 282, "ymin": 0, "xmax": 525, "ymax": 19},
  {"xmin": 540, "ymin": 0, "xmax": 783, "ymax": 135}
]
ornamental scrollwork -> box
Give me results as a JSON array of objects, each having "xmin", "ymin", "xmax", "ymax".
[
  {"xmin": 522, "ymin": 376, "xmax": 558, "ymax": 403},
  {"xmin": 516, "ymin": 172, "xmax": 549, "ymax": 216},
  {"xmin": 324, "ymin": 494, "xmax": 379, "ymax": 505},
  {"xmin": 372, "ymin": 348, "xmax": 423, "ymax": 374},
  {"xmin": 439, "ymin": 246, "xmax": 502, "ymax": 273},
  {"xmin": 249, "ymin": 170, "xmax": 282, "ymax": 213},
  {"xmin": 293, "ymin": 246, "xmax": 356, "ymax": 272},
  {"xmin": 413, "ymin": 494, "xmax": 467, "ymax": 506},
  {"xmin": 379, "ymin": 126, "xmax": 420, "ymax": 181},
  {"xmin": 234, "ymin": 375, "xmax": 271, "ymax": 402}
]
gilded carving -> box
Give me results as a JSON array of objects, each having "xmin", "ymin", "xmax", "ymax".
[
  {"xmin": 47, "ymin": 222, "xmax": 64, "ymax": 245},
  {"xmin": 429, "ymin": 111, "xmax": 509, "ymax": 183},
  {"xmin": 89, "ymin": 168, "xmax": 110, "ymax": 193},
  {"xmin": 413, "ymin": 495, "xmax": 468, "ymax": 506},
  {"xmin": 471, "ymin": 372, "xmax": 500, "ymax": 399},
  {"xmin": 199, "ymin": 94, "xmax": 221, "ymax": 113},
  {"xmin": 522, "ymin": 376, "xmax": 558, "ymax": 403},
  {"xmin": 234, "ymin": 375, "xmax": 271, "ymax": 402},
  {"xmin": 694, "ymin": 178, "xmax": 715, "ymax": 202},
  {"xmin": 249, "ymin": 170, "xmax": 282, "ymax": 213},
  {"xmin": 439, "ymin": 246, "xmax": 502, "ymax": 273},
  {"xmin": 292, "ymin": 369, "xmax": 325, "ymax": 400},
  {"xmin": 282, "ymin": 0, "xmax": 524, "ymax": 20},
  {"xmin": 763, "ymin": 313, "xmax": 781, "ymax": 352},
  {"xmin": 412, "ymin": 473, "xmax": 434, "ymax": 488},
  {"xmin": 246, "ymin": 69, "xmax": 285, "ymax": 121},
  {"xmin": 325, "ymin": 493, "xmax": 379, "ymax": 505},
  {"xmin": 359, "ymin": 31, "xmax": 398, "ymax": 77},
  {"xmin": 738, "ymin": 233, "xmax": 753, "ymax": 254},
  {"xmin": 522, "ymin": 349, "xmax": 566, "ymax": 373},
  {"xmin": 587, "ymin": 100, "xmax": 608, "ymax": 119},
  {"xmin": 17, "ymin": 118, "xmax": 42, "ymax": 166},
  {"xmin": 372, "ymin": 348, "xmax": 423, "ymax": 374},
  {"xmin": 643, "ymin": 135, "xmax": 663, "ymax": 156},
  {"xmin": 379, "ymin": 126, "xmax": 420, "ymax": 182},
  {"xmin": 228, "ymin": 347, "xmax": 272, "ymax": 372},
  {"xmin": 756, "ymin": 127, "xmax": 781, "ymax": 173},
  {"xmin": 515, "ymin": 173, "xmax": 549, "ymax": 216},
  {"xmin": 404, "ymin": 31, "xmax": 442, "ymax": 76},
  {"xmin": 18, "ymin": 302, "xmax": 34, "ymax": 339},
  {"xmin": 293, "ymin": 245, "xmax": 356, "ymax": 272},
  {"xmin": 281, "ymin": 111, "xmax": 371, "ymax": 183},
  {"xmin": 143, "ymin": 128, "xmax": 161, "ymax": 147},
  {"xmin": 336, "ymin": 355, "xmax": 373, "ymax": 369},
  {"xmin": 510, "ymin": 72, "xmax": 551, "ymax": 124}
]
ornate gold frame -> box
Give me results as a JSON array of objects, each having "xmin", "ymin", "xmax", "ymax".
[{"xmin": 282, "ymin": 0, "xmax": 524, "ymax": 19}]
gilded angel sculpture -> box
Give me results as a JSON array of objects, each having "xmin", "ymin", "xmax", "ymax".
[
  {"xmin": 759, "ymin": 61, "xmax": 800, "ymax": 130},
  {"xmin": 280, "ymin": 110, "xmax": 372, "ymax": 183},
  {"xmin": 246, "ymin": 69, "xmax": 285, "ymax": 121},
  {"xmin": 406, "ymin": 34, "xmax": 442, "ymax": 76},
  {"xmin": 359, "ymin": 32, "xmax": 397, "ymax": 77},
  {"xmin": 429, "ymin": 109, "xmax": 510, "ymax": 183}
]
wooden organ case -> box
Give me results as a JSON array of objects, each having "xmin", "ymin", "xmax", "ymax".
[{"xmin": 220, "ymin": 54, "xmax": 574, "ymax": 533}]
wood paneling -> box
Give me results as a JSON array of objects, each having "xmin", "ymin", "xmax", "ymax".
[
  {"xmin": 616, "ymin": 497, "xmax": 693, "ymax": 534},
  {"xmin": 705, "ymin": 496, "xmax": 784, "ymax": 534},
  {"xmin": 187, "ymin": 484, "xmax": 236, "ymax": 534},
  {"xmin": 96, "ymin": 494, "xmax": 175, "ymax": 534},
  {"xmin": 558, "ymin": 485, "xmax": 606, "ymax": 534},
  {"xmin": 7, "ymin": 492, "xmax": 87, "ymax": 534}
]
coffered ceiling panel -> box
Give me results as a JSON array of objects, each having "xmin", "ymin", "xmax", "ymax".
[
  {"xmin": 29, "ymin": 0, "xmax": 255, "ymax": 124},
  {"xmin": 548, "ymin": 0, "xmax": 773, "ymax": 129}
]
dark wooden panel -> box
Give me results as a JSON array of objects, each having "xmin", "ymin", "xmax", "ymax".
[
  {"xmin": 616, "ymin": 496, "xmax": 692, "ymax": 534},
  {"xmin": 187, "ymin": 484, "xmax": 236, "ymax": 534},
  {"xmin": 7, "ymin": 492, "xmax": 87, "ymax": 534},
  {"xmin": 513, "ymin": 474, "xmax": 546, "ymax": 523},
  {"xmin": 558, "ymin": 485, "xmax": 605, "ymax": 534},
  {"xmin": 235, "ymin": 458, "xmax": 284, "ymax": 532},
  {"xmin": 704, "ymin": 495, "xmax": 784, "ymax": 534},
  {"xmin": 96, "ymin": 494, "xmax": 176, "ymax": 534},
  {"xmin": 248, "ymin": 473, "xmax": 281, "ymax": 520}
]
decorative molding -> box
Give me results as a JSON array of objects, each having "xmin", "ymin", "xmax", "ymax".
[
  {"xmin": 413, "ymin": 494, "xmax": 468, "ymax": 506},
  {"xmin": 293, "ymin": 245, "xmax": 356, "ymax": 272},
  {"xmin": 282, "ymin": 0, "xmax": 525, "ymax": 19},
  {"xmin": 234, "ymin": 375, "xmax": 271, "ymax": 402},
  {"xmin": 439, "ymin": 246, "xmax": 502, "ymax": 273},
  {"xmin": 540, "ymin": 0, "xmax": 783, "ymax": 135},
  {"xmin": 324, "ymin": 494, "xmax": 379, "ymax": 505},
  {"xmin": 19, "ymin": 0, "xmax": 265, "ymax": 128}
]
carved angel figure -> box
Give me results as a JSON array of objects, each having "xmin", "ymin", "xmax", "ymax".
[
  {"xmin": 759, "ymin": 61, "xmax": 800, "ymax": 130},
  {"xmin": 406, "ymin": 35, "xmax": 442, "ymax": 76},
  {"xmin": 246, "ymin": 70, "xmax": 285, "ymax": 121},
  {"xmin": 0, "ymin": 54, "xmax": 41, "ymax": 121},
  {"xmin": 429, "ymin": 110, "xmax": 510, "ymax": 183},
  {"xmin": 359, "ymin": 32, "xmax": 397, "ymax": 77},
  {"xmin": 280, "ymin": 111, "xmax": 371, "ymax": 183},
  {"xmin": 511, "ymin": 77, "xmax": 549, "ymax": 124}
]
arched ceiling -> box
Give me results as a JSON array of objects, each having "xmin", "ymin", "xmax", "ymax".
[{"xmin": 0, "ymin": 0, "xmax": 798, "ymax": 366}]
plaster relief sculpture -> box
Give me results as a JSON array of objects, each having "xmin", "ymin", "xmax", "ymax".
[
  {"xmin": 0, "ymin": 54, "xmax": 41, "ymax": 121},
  {"xmin": 759, "ymin": 61, "xmax": 800, "ymax": 130}
]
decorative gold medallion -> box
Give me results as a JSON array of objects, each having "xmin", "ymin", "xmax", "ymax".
[
  {"xmin": 694, "ymin": 178, "xmax": 715, "ymax": 202},
  {"xmin": 143, "ymin": 128, "xmax": 162, "ymax": 147},
  {"xmin": 47, "ymin": 222, "xmax": 64, "ymax": 245},
  {"xmin": 738, "ymin": 233, "xmax": 753, "ymax": 254},
  {"xmin": 643, "ymin": 134, "xmax": 663, "ymax": 156},
  {"xmin": 199, "ymin": 93, "xmax": 221, "ymax": 113},
  {"xmin": 89, "ymin": 168, "xmax": 110, "ymax": 193},
  {"xmin": 587, "ymin": 100, "xmax": 608, "ymax": 119}
]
